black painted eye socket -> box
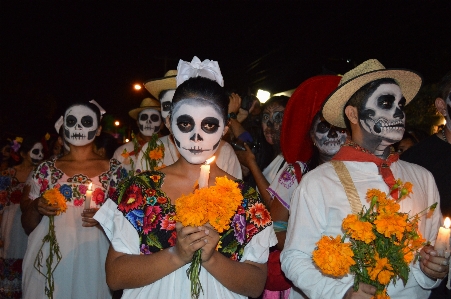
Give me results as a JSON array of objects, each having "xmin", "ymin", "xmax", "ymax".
[
  {"xmin": 398, "ymin": 98, "xmax": 406, "ymax": 110},
  {"xmin": 162, "ymin": 102, "xmax": 171, "ymax": 111},
  {"xmin": 176, "ymin": 114, "xmax": 195, "ymax": 133},
  {"xmin": 139, "ymin": 114, "xmax": 149, "ymax": 121},
  {"xmin": 201, "ymin": 117, "xmax": 220, "ymax": 134},
  {"xmin": 32, "ymin": 149, "xmax": 40, "ymax": 155},
  {"xmin": 66, "ymin": 115, "xmax": 77, "ymax": 127},
  {"xmin": 150, "ymin": 114, "xmax": 160, "ymax": 122},
  {"xmin": 316, "ymin": 121, "xmax": 331, "ymax": 133},
  {"xmin": 81, "ymin": 116, "xmax": 94, "ymax": 127},
  {"xmin": 377, "ymin": 95, "xmax": 395, "ymax": 109},
  {"xmin": 272, "ymin": 111, "xmax": 284, "ymax": 124}
]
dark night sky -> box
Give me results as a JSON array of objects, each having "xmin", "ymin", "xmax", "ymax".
[{"xmin": 1, "ymin": 1, "xmax": 450, "ymax": 137}]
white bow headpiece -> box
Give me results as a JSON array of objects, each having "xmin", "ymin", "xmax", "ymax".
[
  {"xmin": 89, "ymin": 99, "xmax": 106, "ymax": 119},
  {"xmin": 176, "ymin": 56, "xmax": 224, "ymax": 87},
  {"xmin": 54, "ymin": 115, "xmax": 64, "ymax": 133}
]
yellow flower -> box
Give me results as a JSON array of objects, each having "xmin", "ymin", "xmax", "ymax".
[
  {"xmin": 366, "ymin": 189, "xmax": 386, "ymax": 201},
  {"xmin": 368, "ymin": 255, "xmax": 394, "ymax": 285},
  {"xmin": 42, "ymin": 188, "xmax": 67, "ymax": 215},
  {"xmin": 342, "ymin": 214, "xmax": 376, "ymax": 244},
  {"xmin": 312, "ymin": 235, "xmax": 355, "ymax": 277},
  {"xmin": 374, "ymin": 212, "xmax": 408, "ymax": 241},
  {"xmin": 149, "ymin": 148, "xmax": 163, "ymax": 160}
]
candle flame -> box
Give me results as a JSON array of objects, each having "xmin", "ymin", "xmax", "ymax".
[
  {"xmin": 445, "ymin": 217, "xmax": 451, "ymax": 229},
  {"xmin": 88, "ymin": 183, "xmax": 92, "ymax": 191},
  {"xmin": 205, "ymin": 156, "xmax": 215, "ymax": 165}
]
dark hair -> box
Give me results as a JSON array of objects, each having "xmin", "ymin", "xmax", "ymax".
[
  {"xmin": 171, "ymin": 77, "xmax": 229, "ymax": 124},
  {"xmin": 343, "ymin": 78, "xmax": 398, "ymax": 131},
  {"xmin": 437, "ymin": 71, "xmax": 451, "ymax": 100},
  {"xmin": 19, "ymin": 135, "xmax": 42, "ymax": 155},
  {"xmin": 262, "ymin": 95, "xmax": 290, "ymax": 111},
  {"xmin": 94, "ymin": 132, "xmax": 118, "ymax": 159},
  {"xmin": 65, "ymin": 102, "xmax": 102, "ymax": 124}
]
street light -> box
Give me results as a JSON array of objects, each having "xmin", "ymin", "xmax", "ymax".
[
  {"xmin": 256, "ymin": 89, "xmax": 271, "ymax": 103},
  {"xmin": 114, "ymin": 121, "xmax": 120, "ymax": 126},
  {"xmin": 134, "ymin": 84, "xmax": 142, "ymax": 91}
]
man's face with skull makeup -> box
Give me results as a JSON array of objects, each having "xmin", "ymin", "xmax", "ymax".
[
  {"xmin": 358, "ymin": 83, "xmax": 406, "ymax": 143},
  {"xmin": 262, "ymin": 102, "xmax": 284, "ymax": 145},
  {"xmin": 138, "ymin": 108, "xmax": 162, "ymax": 137},
  {"xmin": 64, "ymin": 105, "xmax": 99, "ymax": 146},
  {"xmin": 29, "ymin": 142, "xmax": 44, "ymax": 165},
  {"xmin": 171, "ymin": 99, "xmax": 224, "ymax": 164},
  {"xmin": 312, "ymin": 116, "xmax": 347, "ymax": 156},
  {"xmin": 160, "ymin": 89, "xmax": 176, "ymax": 121}
]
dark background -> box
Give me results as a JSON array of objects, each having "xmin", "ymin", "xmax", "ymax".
[{"xmin": 1, "ymin": 1, "xmax": 450, "ymax": 138}]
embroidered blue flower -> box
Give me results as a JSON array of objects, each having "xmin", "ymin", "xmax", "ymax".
[
  {"xmin": 59, "ymin": 184, "xmax": 72, "ymax": 199},
  {"xmin": 0, "ymin": 176, "xmax": 11, "ymax": 191},
  {"xmin": 146, "ymin": 196, "xmax": 157, "ymax": 205},
  {"xmin": 126, "ymin": 209, "xmax": 144, "ymax": 232},
  {"xmin": 232, "ymin": 214, "xmax": 246, "ymax": 244}
]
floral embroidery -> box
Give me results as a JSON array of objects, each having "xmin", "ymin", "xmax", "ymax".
[{"xmin": 112, "ymin": 171, "xmax": 272, "ymax": 260}]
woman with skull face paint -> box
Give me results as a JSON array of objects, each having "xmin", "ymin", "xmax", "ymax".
[
  {"xmin": 0, "ymin": 135, "xmax": 43, "ymax": 298},
  {"xmin": 94, "ymin": 76, "xmax": 277, "ymax": 299},
  {"xmin": 20, "ymin": 102, "xmax": 126, "ymax": 299}
]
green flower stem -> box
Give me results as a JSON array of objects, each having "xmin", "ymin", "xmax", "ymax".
[
  {"xmin": 34, "ymin": 215, "xmax": 62, "ymax": 299},
  {"xmin": 186, "ymin": 249, "xmax": 203, "ymax": 299}
]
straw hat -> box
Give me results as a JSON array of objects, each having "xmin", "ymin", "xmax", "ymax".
[
  {"xmin": 144, "ymin": 70, "xmax": 177, "ymax": 100},
  {"xmin": 281, "ymin": 75, "xmax": 341, "ymax": 164},
  {"xmin": 129, "ymin": 98, "xmax": 161, "ymax": 120},
  {"xmin": 322, "ymin": 59, "xmax": 422, "ymax": 128}
]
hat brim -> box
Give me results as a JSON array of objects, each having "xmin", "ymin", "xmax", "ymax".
[
  {"xmin": 322, "ymin": 69, "xmax": 422, "ymax": 128},
  {"xmin": 144, "ymin": 75, "xmax": 177, "ymax": 99},
  {"xmin": 129, "ymin": 106, "xmax": 161, "ymax": 120}
]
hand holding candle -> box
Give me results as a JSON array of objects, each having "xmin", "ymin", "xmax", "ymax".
[
  {"xmin": 435, "ymin": 217, "xmax": 451, "ymax": 257},
  {"xmin": 198, "ymin": 156, "xmax": 215, "ymax": 189},
  {"xmin": 84, "ymin": 183, "xmax": 93, "ymax": 209}
]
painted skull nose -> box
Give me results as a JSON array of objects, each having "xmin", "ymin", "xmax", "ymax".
[
  {"xmin": 190, "ymin": 133, "xmax": 203, "ymax": 142},
  {"xmin": 327, "ymin": 127, "xmax": 338, "ymax": 138},
  {"xmin": 267, "ymin": 120, "xmax": 274, "ymax": 128}
]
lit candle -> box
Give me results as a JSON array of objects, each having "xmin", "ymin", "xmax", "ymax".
[
  {"xmin": 85, "ymin": 183, "xmax": 93, "ymax": 209},
  {"xmin": 198, "ymin": 156, "xmax": 215, "ymax": 189},
  {"xmin": 435, "ymin": 217, "xmax": 451, "ymax": 257}
]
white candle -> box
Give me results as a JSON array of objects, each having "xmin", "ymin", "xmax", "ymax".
[
  {"xmin": 85, "ymin": 183, "xmax": 93, "ymax": 209},
  {"xmin": 435, "ymin": 217, "xmax": 451, "ymax": 257},
  {"xmin": 198, "ymin": 156, "xmax": 215, "ymax": 189}
]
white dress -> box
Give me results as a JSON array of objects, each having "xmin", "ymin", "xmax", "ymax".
[{"xmin": 21, "ymin": 158, "xmax": 125, "ymax": 299}]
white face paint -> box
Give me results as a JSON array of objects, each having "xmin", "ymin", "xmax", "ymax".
[
  {"xmin": 29, "ymin": 142, "xmax": 44, "ymax": 165},
  {"xmin": 138, "ymin": 108, "xmax": 162, "ymax": 136},
  {"xmin": 445, "ymin": 91, "xmax": 451, "ymax": 131},
  {"xmin": 64, "ymin": 105, "xmax": 98, "ymax": 146},
  {"xmin": 171, "ymin": 100, "xmax": 224, "ymax": 164},
  {"xmin": 160, "ymin": 89, "xmax": 176, "ymax": 120},
  {"xmin": 359, "ymin": 83, "xmax": 406, "ymax": 143},
  {"xmin": 313, "ymin": 117, "xmax": 347, "ymax": 156}
]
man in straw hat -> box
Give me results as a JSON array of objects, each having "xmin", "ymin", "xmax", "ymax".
[
  {"xmin": 144, "ymin": 58, "xmax": 242, "ymax": 179},
  {"xmin": 112, "ymin": 97, "xmax": 164, "ymax": 175},
  {"xmin": 281, "ymin": 59, "xmax": 449, "ymax": 299}
]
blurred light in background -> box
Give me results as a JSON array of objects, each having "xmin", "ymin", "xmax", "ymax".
[{"xmin": 256, "ymin": 89, "xmax": 271, "ymax": 103}]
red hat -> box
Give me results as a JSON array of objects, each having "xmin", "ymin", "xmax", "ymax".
[{"xmin": 281, "ymin": 75, "xmax": 341, "ymax": 164}]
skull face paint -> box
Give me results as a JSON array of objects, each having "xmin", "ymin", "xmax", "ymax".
[
  {"xmin": 160, "ymin": 89, "xmax": 176, "ymax": 120},
  {"xmin": 171, "ymin": 100, "xmax": 224, "ymax": 164},
  {"xmin": 262, "ymin": 102, "xmax": 284, "ymax": 145},
  {"xmin": 359, "ymin": 83, "xmax": 406, "ymax": 143},
  {"xmin": 313, "ymin": 116, "xmax": 347, "ymax": 156},
  {"xmin": 138, "ymin": 108, "xmax": 162, "ymax": 136},
  {"xmin": 64, "ymin": 105, "xmax": 99, "ymax": 146},
  {"xmin": 29, "ymin": 142, "xmax": 44, "ymax": 165}
]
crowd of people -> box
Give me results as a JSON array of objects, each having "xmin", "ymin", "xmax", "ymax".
[{"xmin": 0, "ymin": 57, "xmax": 449, "ymax": 299}]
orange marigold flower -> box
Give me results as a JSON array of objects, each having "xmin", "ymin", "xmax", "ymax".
[
  {"xmin": 342, "ymin": 214, "xmax": 376, "ymax": 244},
  {"xmin": 368, "ymin": 255, "xmax": 394, "ymax": 285},
  {"xmin": 149, "ymin": 148, "xmax": 163, "ymax": 160},
  {"xmin": 373, "ymin": 289, "xmax": 390, "ymax": 299},
  {"xmin": 374, "ymin": 213, "xmax": 408, "ymax": 241},
  {"xmin": 248, "ymin": 203, "xmax": 271, "ymax": 227},
  {"xmin": 366, "ymin": 189, "xmax": 386, "ymax": 201},
  {"xmin": 313, "ymin": 235, "xmax": 355, "ymax": 277},
  {"xmin": 42, "ymin": 188, "xmax": 67, "ymax": 215}
]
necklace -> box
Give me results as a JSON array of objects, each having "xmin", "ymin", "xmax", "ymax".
[{"xmin": 442, "ymin": 129, "xmax": 448, "ymax": 143}]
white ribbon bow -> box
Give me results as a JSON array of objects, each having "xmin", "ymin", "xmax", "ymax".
[
  {"xmin": 89, "ymin": 99, "xmax": 106, "ymax": 119},
  {"xmin": 176, "ymin": 56, "xmax": 224, "ymax": 87},
  {"xmin": 54, "ymin": 115, "xmax": 64, "ymax": 133}
]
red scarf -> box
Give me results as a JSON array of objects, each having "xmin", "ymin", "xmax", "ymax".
[{"xmin": 332, "ymin": 141, "xmax": 400, "ymax": 199}]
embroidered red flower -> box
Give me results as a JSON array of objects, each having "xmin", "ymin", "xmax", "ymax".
[
  {"xmin": 168, "ymin": 230, "xmax": 177, "ymax": 246},
  {"xmin": 92, "ymin": 188, "xmax": 105, "ymax": 205},
  {"xmin": 150, "ymin": 175, "xmax": 161, "ymax": 182},
  {"xmin": 39, "ymin": 178, "xmax": 49, "ymax": 193},
  {"xmin": 248, "ymin": 202, "xmax": 271, "ymax": 227},
  {"xmin": 160, "ymin": 213, "xmax": 176, "ymax": 230},
  {"xmin": 246, "ymin": 223, "xmax": 259, "ymax": 241},
  {"xmin": 157, "ymin": 196, "xmax": 167, "ymax": 204},
  {"xmin": 143, "ymin": 205, "xmax": 162, "ymax": 234},
  {"xmin": 9, "ymin": 189, "xmax": 22, "ymax": 204},
  {"xmin": 0, "ymin": 191, "xmax": 7, "ymax": 205},
  {"xmin": 145, "ymin": 189, "xmax": 156, "ymax": 198},
  {"xmin": 73, "ymin": 198, "xmax": 84, "ymax": 206},
  {"xmin": 119, "ymin": 185, "xmax": 144, "ymax": 213}
]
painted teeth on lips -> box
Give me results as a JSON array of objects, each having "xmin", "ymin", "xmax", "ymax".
[{"xmin": 71, "ymin": 133, "xmax": 86, "ymax": 139}]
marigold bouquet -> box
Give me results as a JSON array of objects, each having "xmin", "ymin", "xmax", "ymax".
[
  {"xmin": 174, "ymin": 176, "xmax": 243, "ymax": 299},
  {"xmin": 312, "ymin": 179, "xmax": 437, "ymax": 299},
  {"xmin": 34, "ymin": 188, "xmax": 67, "ymax": 299}
]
